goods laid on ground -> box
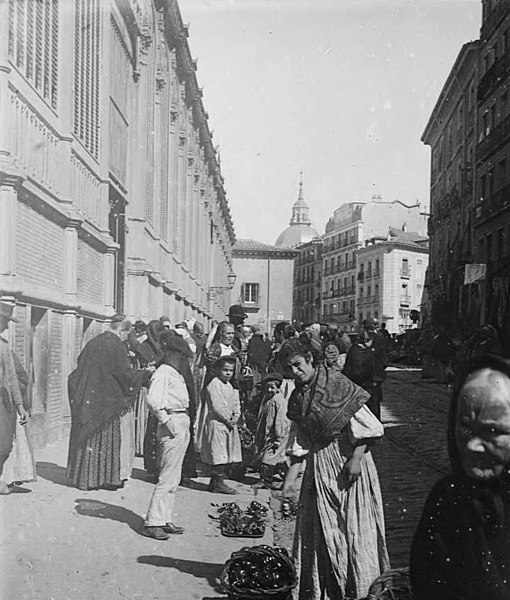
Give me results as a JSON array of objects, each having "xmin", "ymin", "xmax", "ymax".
[
  {"xmin": 220, "ymin": 544, "xmax": 297, "ymax": 600},
  {"xmin": 216, "ymin": 501, "xmax": 268, "ymax": 538},
  {"xmin": 279, "ymin": 499, "xmax": 298, "ymax": 519}
]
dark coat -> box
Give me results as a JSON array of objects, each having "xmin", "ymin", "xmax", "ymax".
[
  {"xmin": 410, "ymin": 354, "xmax": 510, "ymax": 600},
  {"xmin": 68, "ymin": 331, "xmax": 145, "ymax": 447},
  {"xmin": 247, "ymin": 334, "xmax": 272, "ymax": 371}
]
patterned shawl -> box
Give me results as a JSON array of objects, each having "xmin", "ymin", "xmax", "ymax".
[{"xmin": 287, "ymin": 363, "xmax": 371, "ymax": 444}]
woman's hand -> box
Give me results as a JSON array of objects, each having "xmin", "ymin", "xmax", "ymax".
[
  {"xmin": 17, "ymin": 406, "xmax": 28, "ymax": 425},
  {"xmin": 342, "ymin": 456, "xmax": 362, "ymax": 486}
]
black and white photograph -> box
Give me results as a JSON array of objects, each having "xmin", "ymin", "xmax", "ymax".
[{"xmin": 2, "ymin": 0, "xmax": 510, "ymax": 598}]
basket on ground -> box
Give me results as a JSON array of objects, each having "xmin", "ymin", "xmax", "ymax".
[
  {"xmin": 364, "ymin": 568, "xmax": 412, "ymax": 600},
  {"xmin": 220, "ymin": 544, "xmax": 297, "ymax": 600}
]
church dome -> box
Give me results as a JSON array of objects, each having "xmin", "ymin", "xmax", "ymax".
[
  {"xmin": 275, "ymin": 224, "xmax": 318, "ymax": 247},
  {"xmin": 274, "ymin": 175, "xmax": 319, "ymax": 248}
]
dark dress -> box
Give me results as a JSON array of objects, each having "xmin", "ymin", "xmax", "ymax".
[
  {"xmin": 410, "ymin": 354, "xmax": 510, "ymax": 600},
  {"xmin": 343, "ymin": 335, "xmax": 387, "ymax": 420},
  {"xmin": 66, "ymin": 331, "xmax": 145, "ymax": 490},
  {"xmin": 410, "ymin": 473, "xmax": 510, "ymax": 600}
]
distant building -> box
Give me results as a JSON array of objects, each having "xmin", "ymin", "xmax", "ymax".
[
  {"xmin": 422, "ymin": 41, "xmax": 479, "ymax": 334},
  {"xmin": 357, "ymin": 227, "xmax": 429, "ymax": 335},
  {"xmin": 231, "ymin": 240, "xmax": 297, "ymax": 334},
  {"xmin": 293, "ymin": 237, "xmax": 323, "ymax": 326},
  {"xmin": 275, "ymin": 175, "xmax": 319, "ymax": 248},
  {"xmin": 322, "ymin": 197, "xmax": 427, "ymax": 331},
  {"xmin": 0, "ymin": 0, "xmax": 234, "ymax": 446}
]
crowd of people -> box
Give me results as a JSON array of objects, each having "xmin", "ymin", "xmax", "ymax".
[{"xmin": 2, "ymin": 299, "xmax": 510, "ymax": 599}]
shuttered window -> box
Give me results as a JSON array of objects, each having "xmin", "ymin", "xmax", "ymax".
[
  {"xmin": 8, "ymin": 0, "xmax": 59, "ymax": 110},
  {"xmin": 73, "ymin": 0, "xmax": 101, "ymax": 159}
]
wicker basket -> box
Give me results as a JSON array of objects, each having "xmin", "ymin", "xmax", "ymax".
[
  {"xmin": 364, "ymin": 568, "xmax": 412, "ymax": 600},
  {"xmin": 220, "ymin": 545, "xmax": 297, "ymax": 600}
]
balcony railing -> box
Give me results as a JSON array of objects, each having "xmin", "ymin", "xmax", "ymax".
[
  {"xmin": 481, "ymin": 0, "xmax": 510, "ymax": 42},
  {"xmin": 474, "ymin": 181, "xmax": 510, "ymax": 225},
  {"xmin": 478, "ymin": 52, "xmax": 510, "ymax": 104},
  {"xmin": 476, "ymin": 112, "xmax": 510, "ymax": 163},
  {"xmin": 400, "ymin": 295, "xmax": 411, "ymax": 305},
  {"xmin": 400, "ymin": 268, "xmax": 411, "ymax": 278}
]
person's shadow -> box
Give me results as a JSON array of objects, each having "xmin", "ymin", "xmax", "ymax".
[
  {"xmin": 137, "ymin": 555, "xmax": 224, "ymax": 591},
  {"xmin": 36, "ymin": 461, "xmax": 72, "ymax": 487},
  {"xmin": 74, "ymin": 498, "xmax": 144, "ymax": 534}
]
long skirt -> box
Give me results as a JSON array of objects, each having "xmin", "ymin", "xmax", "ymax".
[
  {"xmin": 67, "ymin": 417, "xmax": 122, "ymax": 491},
  {"xmin": 293, "ymin": 435, "xmax": 390, "ymax": 599},
  {"xmin": 1, "ymin": 420, "xmax": 36, "ymax": 485}
]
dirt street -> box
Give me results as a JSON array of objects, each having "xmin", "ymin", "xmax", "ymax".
[{"xmin": 0, "ymin": 445, "xmax": 272, "ymax": 600}]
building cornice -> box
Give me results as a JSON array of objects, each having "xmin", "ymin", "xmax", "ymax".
[
  {"xmin": 160, "ymin": 0, "xmax": 235, "ymax": 247},
  {"xmin": 234, "ymin": 248, "xmax": 298, "ymax": 260}
]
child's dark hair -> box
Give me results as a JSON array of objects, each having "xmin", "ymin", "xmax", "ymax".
[{"xmin": 214, "ymin": 355, "xmax": 237, "ymax": 372}]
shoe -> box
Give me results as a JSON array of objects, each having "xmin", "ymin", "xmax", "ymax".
[
  {"xmin": 163, "ymin": 522, "xmax": 185, "ymax": 534},
  {"xmin": 142, "ymin": 526, "xmax": 170, "ymax": 540},
  {"xmin": 209, "ymin": 478, "xmax": 238, "ymax": 495}
]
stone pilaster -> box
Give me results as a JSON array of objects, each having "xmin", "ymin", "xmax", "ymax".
[
  {"xmin": 0, "ymin": 172, "xmax": 23, "ymax": 280},
  {"xmin": 104, "ymin": 245, "xmax": 118, "ymax": 313}
]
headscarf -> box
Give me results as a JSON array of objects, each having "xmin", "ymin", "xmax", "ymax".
[{"xmin": 146, "ymin": 320, "xmax": 163, "ymax": 353}]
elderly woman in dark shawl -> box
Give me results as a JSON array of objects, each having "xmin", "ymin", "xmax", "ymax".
[
  {"xmin": 410, "ymin": 353, "xmax": 510, "ymax": 600},
  {"xmin": 67, "ymin": 316, "xmax": 150, "ymax": 490},
  {"xmin": 280, "ymin": 339, "xmax": 389, "ymax": 600}
]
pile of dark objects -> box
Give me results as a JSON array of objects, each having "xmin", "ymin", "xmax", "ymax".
[
  {"xmin": 220, "ymin": 544, "xmax": 297, "ymax": 599},
  {"xmin": 217, "ymin": 501, "xmax": 268, "ymax": 538}
]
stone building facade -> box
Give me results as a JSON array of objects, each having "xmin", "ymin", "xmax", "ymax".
[
  {"xmin": 0, "ymin": 0, "xmax": 235, "ymax": 446},
  {"xmin": 474, "ymin": 0, "xmax": 510, "ymax": 350},
  {"xmin": 422, "ymin": 42, "xmax": 479, "ymax": 333},
  {"xmin": 231, "ymin": 240, "xmax": 297, "ymax": 334},
  {"xmin": 322, "ymin": 197, "xmax": 427, "ymax": 331},
  {"xmin": 293, "ymin": 237, "xmax": 323, "ymax": 327},
  {"xmin": 423, "ymin": 0, "xmax": 510, "ymax": 349},
  {"xmin": 357, "ymin": 228, "xmax": 429, "ymax": 335}
]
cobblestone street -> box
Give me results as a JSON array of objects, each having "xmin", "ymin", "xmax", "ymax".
[{"xmin": 375, "ymin": 366, "xmax": 450, "ymax": 568}]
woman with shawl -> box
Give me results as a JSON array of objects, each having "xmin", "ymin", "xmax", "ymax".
[
  {"xmin": 280, "ymin": 339, "xmax": 389, "ymax": 599},
  {"xmin": 67, "ymin": 316, "xmax": 150, "ymax": 491},
  {"xmin": 410, "ymin": 353, "xmax": 510, "ymax": 600}
]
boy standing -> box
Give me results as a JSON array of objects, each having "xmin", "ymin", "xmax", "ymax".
[{"xmin": 255, "ymin": 373, "xmax": 291, "ymax": 488}]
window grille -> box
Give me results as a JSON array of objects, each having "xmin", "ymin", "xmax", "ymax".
[
  {"xmin": 73, "ymin": 0, "xmax": 101, "ymax": 159},
  {"xmin": 8, "ymin": 0, "xmax": 59, "ymax": 109}
]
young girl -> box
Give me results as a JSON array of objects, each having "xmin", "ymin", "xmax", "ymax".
[
  {"xmin": 200, "ymin": 356, "xmax": 242, "ymax": 494},
  {"xmin": 255, "ymin": 372, "xmax": 291, "ymax": 488}
]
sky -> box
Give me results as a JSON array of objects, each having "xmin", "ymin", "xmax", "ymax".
[{"xmin": 180, "ymin": 0, "xmax": 482, "ymax": 244}]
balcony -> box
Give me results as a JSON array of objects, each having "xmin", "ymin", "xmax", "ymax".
[
  {"xmin": 400, "ymin": 268, "xmax": 411, "ymax": 279},
  {"xmin": 476, "ymin": 113, "xmax": 510, "ymax": 163},
  {"xmin": 478, "ymin": 52, "xmax": 510, "ymax": 105},
  {"xmin": 481, "ymin": 0, "xmax": 510, "ymax": 42},
  {"xmin": 400, "ymin": 295, "xmax": 411, "ymax": 306},
  {"xmin": 474, "ymin": 181, "xmax": 510, "ymax": 225}
]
